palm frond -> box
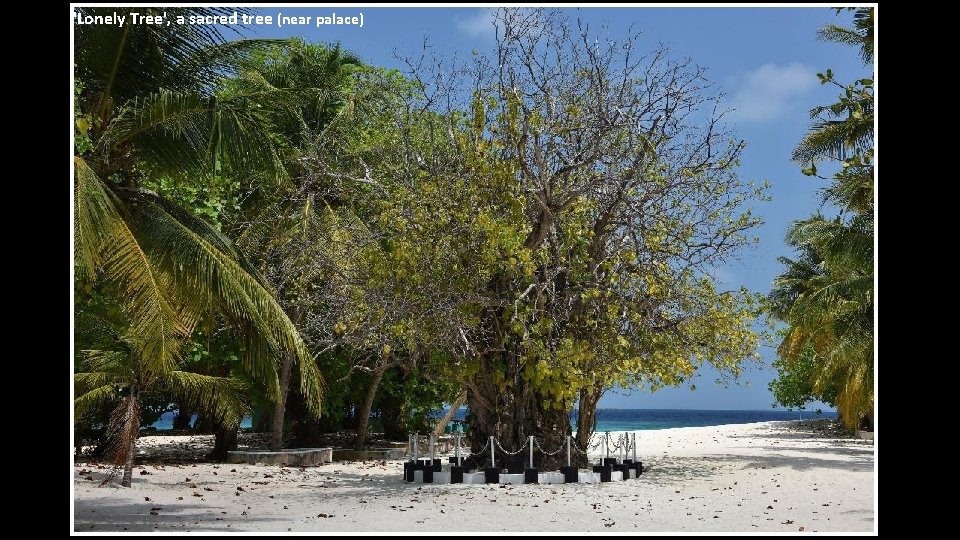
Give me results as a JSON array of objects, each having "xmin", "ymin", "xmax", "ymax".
[
  {"xmin": 74, "ymin": 384, "xmax": 120, "ymax": 421},
  {"xmin": 77, "ymin": 349, "xmax": 130, "ymax": 375},
  {"xmin": 819, "ymin": 7, "xmax": 874, "ymax": 63},
  {"xmin": 75, "ymin": 371, "xmax": 119, "ymax": 396},
  {"xmin": 121, "ymin": 190, "xmax": 324, "ymax": 414},
  {"xmin": 101, "ymin": 90, "xmax": 285, "ymax": 182},
  {"xmin": 74, "ymin": 158, "xmax": 185, "ymax": 376},
  {"xmin": 162, "ymin": 371, "xmax": 248, "ymax": 428},
  {"xmin": 75, "ymin": 7, "xmax": 251, "ymax": 105},
  {"xmin": 792, "ymin": 115, "xmax": 873, "ymax": 163}
]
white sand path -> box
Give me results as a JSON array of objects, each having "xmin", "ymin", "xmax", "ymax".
[{"xmin": 73, "ymin": 420, "xmax": 874, "ymax": 532}]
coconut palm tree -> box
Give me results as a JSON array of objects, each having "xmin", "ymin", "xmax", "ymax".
[
  {"xmin": 770, "ymin": 7, "xmax": 874, "ymax": 429},
  {"xmin": 73, "ymin": 7, "xmax": 323, "ymax": 484},
  {"xmin": 770, "ymin": 213, "xmax": 873, "ymax": 428},
  {"xmin": 74, "ymin": 314, "xmax": 248, "ymax": 487},
  {"xmin": 224, "ymin": 40, "xmax": 363, "ymax": 451}
]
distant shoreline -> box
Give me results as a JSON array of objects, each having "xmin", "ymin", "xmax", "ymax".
[{"xmin": 148, "ymin": 407, "xmax": 838, "ymax": 433}]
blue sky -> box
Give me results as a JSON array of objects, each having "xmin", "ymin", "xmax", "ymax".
[{"xmin": 240, "ymin": 7, "xmax": 866, "ymax": 411}]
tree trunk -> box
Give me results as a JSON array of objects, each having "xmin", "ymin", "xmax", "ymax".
[
  {"xmin": 354, "ymin": 363, "xmax": 388, "ymax": 450},
  {"xmin": 172, "ymin": 407, "xmax": 193, "ymax": 430},
  {"xmin": 210, "ymin": 426, "xmax": 238, "ymax": 461},
  {"xmin": 433, "ymin": 390, "xmax": 467, "ymax": 436},
  {"xmin": 270, "ymin": 307, "xmax": 302, "ymax": 452},
  {"xmin": 120, "ymin": 384, "xmax": 140, "ymax": 488},
  {"xmin": 380, "ymin": 396, "xmax": 406, "ymax": 441},
  {"xmin": 270, "ymin": 350, "xmax": 294, "ymax": 452},
  {"xmin": 465, "ymin": 353, "xmax": 570, "ymax": 470},
  {"xmin": 575, "ymin": 387, "xmax": 603, "ymax": 467}
]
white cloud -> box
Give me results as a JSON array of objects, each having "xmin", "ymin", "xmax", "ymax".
[
  {"xmin": 727, "ymin": 63, "xmax": 817, "ymax": 123},
  {"xmin": 456, "ymin": 9, "xmax": 495, "ymax": 39}
]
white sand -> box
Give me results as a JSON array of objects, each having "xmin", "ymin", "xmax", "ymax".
[{"xmin": 73, "ymin": 420, "xmax": 875, "ymax": 532}]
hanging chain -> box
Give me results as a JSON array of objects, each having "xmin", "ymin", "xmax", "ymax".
[
  {"xmin": 588, "ymin": 433, "xmax": 604, "ymax": 450},
  {"xmin": 473, "ymin": 438, "xmax": 491, "ymax": 456},
  {"xmin": 571, "ymin": 433, "xmax": 601, "ymax": 454},
  {"xmin": 494, "ymin": 438, "xmax": 528, "ymax": 456},
  {"xmin": 608, "ymin": 433, "xmax": 625, "ymax": 451},
  {"xmin": 534, "ymin": 439, "xmax": 566, "ymax": 456}
]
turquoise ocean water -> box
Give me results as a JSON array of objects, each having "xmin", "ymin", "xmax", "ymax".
[{"xmin": 151, "ymin": 408, "xmax": 834, "ymax": 432}]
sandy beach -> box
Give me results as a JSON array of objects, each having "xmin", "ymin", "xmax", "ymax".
[{"xmin": 72, "ymin": 420, "xmax": 875, "ymax": 532}]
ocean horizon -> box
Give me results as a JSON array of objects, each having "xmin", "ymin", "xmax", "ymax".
[
  {"xmin": 570, "ymin": 408, "xmax": 837, "ymax": 432},
  {"xmin": 150, "ymin": 407, "xmax": 836, "ymax": 432}
]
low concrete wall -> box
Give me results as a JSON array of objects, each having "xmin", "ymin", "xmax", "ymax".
[
  {"xmin": 332, "ymin": 447, "xmax": 408, "ymax": 461},
  {"xmin": 538, "ymin": 472, "xmax": 565, "ymax": 484},
  {"xmin": 500, "ymin": 473, "xmax": 525, "ymax": 485},
  {"xmin": 463, "ymin": 472, "xmax": 486, "ymax": 484},
  {"xmin": 227, "ymin": 447, "xmax": 332, "ymax": 466}
]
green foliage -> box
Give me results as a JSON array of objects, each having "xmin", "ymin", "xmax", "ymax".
[
  {"xmin": 769, "ymin": 345, "xmax": 838, "ymax": 410},
  {"xmin": 376, "ymin": 365, "xmax": 459, "ymax": 436},
  {"xmin": 74, "ymin": 308, "xmax": 248, "ymax": 433},
  {"xmin": 822, "ymin": 7, "xmax": 874, "ymax": 63},
  {"xmin": 460, "ymin": 30, "xmax": 766, "ymax": 419},
  {"xmin": 74, "ymin": 80, "xmax": 93, "ymax": 156},
  {"xmin": 769, "ymin": 8, "xmax": 874, "ymax": 428},
  {"xmin": 73, "ymin": 7, "xmax": 795, "ymax": 452},
  {"xmin": 74, "ymin": 10, "xmax": 328, "ymax": 476}
]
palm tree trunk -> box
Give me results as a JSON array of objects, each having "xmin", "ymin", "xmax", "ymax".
[
  {"xmin": 270, "ymin": 350, "xmax": 294, "ymax": 452},
  {"xmin": 120, "ymin": 384, "xmax": 140, "ymax": 487},
  {"xmin": 433, "ymin": 390, "xmax": 467, "ymax": 436},
  {"xmin": 271, "ymin": 307, "xmax": 301, "ymax": 452},
  {"xmin": 354, "ymin": 363, "xmax": 388, "ymax": 450}
]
